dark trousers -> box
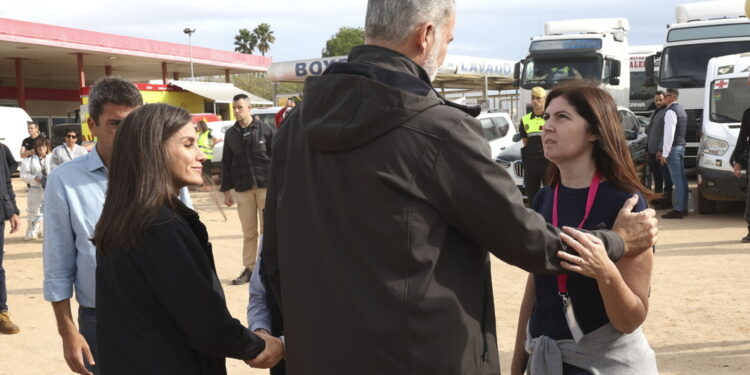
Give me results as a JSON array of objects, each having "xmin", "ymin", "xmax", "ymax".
[
  {"xmin": 524, "ymin": 155, "xmax": 549, "ymax": 205},
  {"xmin": 659, "ymin": 162, "xmax": 673, "ymax": 201},
  {"xmin": 79, "ymin": 306, "xmax": 99, "ymax": 374},
  {"xmin": 745, "ymin": 154, "xmax": 750, "ymax": 224},
  {"xmin": 647, "ymin": 152, "xmax": 665, "ymax": 193},
  {"xmin": 0, "ymin": 222, "xmax": 6, "ymax": 312}
]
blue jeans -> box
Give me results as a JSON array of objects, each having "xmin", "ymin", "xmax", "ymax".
[
  {"xmin": 665, "ymin": 145, "xmax": 688, "ymax": 212},
  {"xmin": 0, "ymin": 222, "xmax": 6, "ymax": 312},
  {"xmin": 78, "ymin": 306, "xmax": 99, "ymax": 374}
]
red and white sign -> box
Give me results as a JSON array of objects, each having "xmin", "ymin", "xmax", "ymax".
[{"xmin": 714, "ymin": 80, "xmax": 729, "ymax": 89}]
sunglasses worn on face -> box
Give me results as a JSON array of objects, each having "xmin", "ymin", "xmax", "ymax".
[{"xmin": 66, "ymin": 135, "xmax": 77, "ymax": 138}]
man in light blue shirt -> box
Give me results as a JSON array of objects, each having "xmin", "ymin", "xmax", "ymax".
[
  {"xmin": 43, "ymin": 77, "xmax": 192, "ymax": 375},
  {"xmin": 247, "ymin": 236, "xmax": 285, "ymax": 373}
]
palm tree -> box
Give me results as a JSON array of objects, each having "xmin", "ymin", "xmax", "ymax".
[
  {"xmin": 234, "ymin": 28, "xmax": 257, "ymax": 54},
  {"xmin": 253, "ymin": 23, "xmax": 276, "ymax": 56}
]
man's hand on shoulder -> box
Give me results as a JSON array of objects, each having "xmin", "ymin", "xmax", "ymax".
[{"xmin": 612, "ymin": 195, "xmax": 658, "ymax": 257}]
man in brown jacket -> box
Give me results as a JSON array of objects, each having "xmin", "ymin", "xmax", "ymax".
[{"xmin": 263, "ymin": 1, "xmax": 658, "ymax": 374}]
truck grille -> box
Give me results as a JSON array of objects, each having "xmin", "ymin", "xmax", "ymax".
[
  {"xmin": 514, "ymin": 161, "xmax": 524, "ymax": 178},
  {"xmin": 685, "ymin": 109, "xmax": 702, "ymax": 143}
]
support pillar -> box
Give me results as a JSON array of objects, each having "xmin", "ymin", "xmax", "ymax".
[
  {"xmin": 173, "ymin": 71, "xmax": 180, "ymax": 81},
  {"xmin": 14, "ymin": 58, "xmax": 26, "ymax": 110},
  {"xmin": 225, "ymin": 69, "xmax": 231, "ymax": 83},
  {"xmin": 77, "ymin": 53, "xmax": 86, "ymax": 88},
  {"xmin": 105, "ymin": 65, "xmax": 112, "ymax": 76},
  {"xmin": 162, "ymin": 62, "xmax": 168, "ymax": 84}
]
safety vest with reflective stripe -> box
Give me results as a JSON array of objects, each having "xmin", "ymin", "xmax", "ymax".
[
  {"xmin": 522, "ymin": 112, "xmax": 545, "ymax": 135},
  {"xmin": 198, "ymin": 130, "xmax": 213, "ymax": 160}
]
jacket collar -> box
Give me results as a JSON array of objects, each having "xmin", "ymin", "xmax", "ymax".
[
  {"xmin": 88, "ymin": 145, "xmax": 107, "ymax": 173},
  {"xmin": 346, "ymin": 45, "xmax": 481, "ymax": 117}
]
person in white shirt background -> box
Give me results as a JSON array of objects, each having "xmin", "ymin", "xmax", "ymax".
[
  {"xmin": 20, "ymin": 137, "xmax": 51, "ymax": 240},
  {"xmin": 49, "ymin": 129, "xmax": 87, "ymax": 171}
]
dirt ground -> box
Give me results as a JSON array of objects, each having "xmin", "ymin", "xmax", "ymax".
[{"xmin": 0, "ymin": 177, "xmax": 748, "ymax": 375}]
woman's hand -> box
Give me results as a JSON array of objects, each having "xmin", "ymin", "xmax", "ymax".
[{"xmin": 557, "ymin": 226, "xmax": 619, "ymax": 282}]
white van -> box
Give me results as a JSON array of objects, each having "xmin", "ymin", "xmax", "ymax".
[{"xmin": 0, "ymin": 107, "xmax": 33, "ymax": 163}]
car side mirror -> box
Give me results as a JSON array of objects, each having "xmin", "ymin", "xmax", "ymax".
[
  {"xmin": 645, "ymin": 55, "xmax": 656, "ymax": 86},
  {"xmin": 513, "ymin": 61, "xmax": 521, "ymax": 88},
  {"xmin": 609, "ymin": 77, "xmax": 620, "ymax": 86},
  {"xmin": 512, "ymin": 133, "xmax": 522, "ymax": 142}
]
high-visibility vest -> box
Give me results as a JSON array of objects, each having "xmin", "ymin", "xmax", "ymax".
[
  {"xmin": 522, "ymin": 112, "xmax": 545, "ymax": 135},
  {"xmin": 198, "ymin": 130, "xmax": 213, "ymax": 160}
]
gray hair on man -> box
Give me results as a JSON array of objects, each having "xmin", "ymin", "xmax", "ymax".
[{"xmin": 365, "ymin": 0, "xmax": 455, "ymax": 46}]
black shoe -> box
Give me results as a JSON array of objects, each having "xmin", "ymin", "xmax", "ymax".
[
  {"xmin": 661, "ymin": 210, "xmax": 685, "ymax": 219},
  {"xmin": 232, "ymin": 269, "xmax": 251, "ymax": 285},
  {"xmin": 743, "ymin": 226, "xmax": 750, "ymax": 243}
]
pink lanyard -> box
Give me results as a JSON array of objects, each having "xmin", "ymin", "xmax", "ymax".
[{"xmin": 553, "ymin": 171, "xmax": 601, "ymax": 294}]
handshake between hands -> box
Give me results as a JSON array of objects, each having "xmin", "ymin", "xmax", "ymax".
[{"xmin": 246, "ymin": 330, "xmax": 284, "ymax": 369}]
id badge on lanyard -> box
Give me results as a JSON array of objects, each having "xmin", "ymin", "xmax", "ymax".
[{"xmin": 552, "ymin": 171, "xmax": 600, "ymax": 343}]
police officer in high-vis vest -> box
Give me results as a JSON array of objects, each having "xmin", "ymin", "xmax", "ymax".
[
  {"xmin": 519, "ymin": 86, "xmax": 548, "ymax": 204},
  {"xmin": 196, "ymin": 120, "xmax": 214, "ymax": 184}
]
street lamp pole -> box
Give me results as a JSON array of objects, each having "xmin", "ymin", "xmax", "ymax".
[{"xmin": 183, "ymin": 28, "xmax": 196, "ymax": 80}]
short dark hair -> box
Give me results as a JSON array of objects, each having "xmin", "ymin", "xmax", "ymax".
[
  {"xmin": 233, "ymin": 93, "xmax": 249, "ymax": 102},
  {"xmin": 88, "ymin": 77, "xmax": 143, "ymax": 126},
  {"xmin": 27, "ymin": 121, "xmax": 38, "ymax": 129},
  {"xmin": 655, "ymin": 90, "xmax": 665, "ymax": 96},
  {"xmin": 666, "ymin": 88, "xmax": 679, "ymax": 97},
  {"xmin": 65, "ymin": 129, "xmax": 78, "ymax": 137}
]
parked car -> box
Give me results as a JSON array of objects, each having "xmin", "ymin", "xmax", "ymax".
[
  {"xmin": 477, "ymin": 111, "xmax": 517, "ymax": 159},
  {"xmin": 208, "ymin": 107, "xmax": 284, "ymax": 175},
  {"xmin": 495, "ymin": 107, "xmax": 648, "ymax": 201}
]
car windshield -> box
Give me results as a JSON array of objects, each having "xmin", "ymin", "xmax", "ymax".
[
  {"xmin": 660, "ymin": 41, "xmax": 750, "ymax": 88},
  {"xmin": 521, "ymin": 57, "xmax": 601, "ymax": 89},
  {"xmin": 710, "ymin": 78, "xmax": 750, "ymax": 123},
  {"xmin": 630, "ymin": 71, "xmax": 656, "ymax": 100}
]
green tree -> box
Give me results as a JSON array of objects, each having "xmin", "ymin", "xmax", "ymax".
[
  {"xmin": 253, "ymin": 23, "xmax": 276, "ymax": 56},
  {"xmin": 234, "ymin": 28, "xmax": 257, "ymax": 54},
  {"xmin": 322, "ymin": 27, "xmax": 364, "ymax": 57}
]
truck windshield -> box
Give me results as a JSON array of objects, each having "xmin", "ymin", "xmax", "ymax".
[
  {"xmin": 660, "ymin": 41, "xmax": 750, "ymax": 88},
  {"xmin": 630, "ymin": 71, "xmax": 656, "ymax": 100},
  {"xmin": 520, "ymin": 57, "xmax": 601, "ymax": 89},
  {"xmin": 710, "ymin": 78, "xmax": 750, "ymax": 123}
]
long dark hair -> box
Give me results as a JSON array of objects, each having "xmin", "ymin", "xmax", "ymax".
[
  {"xmin": 544, "ymin": 82, "xmax": 655, "ymax": 201},
  {"xmin": 94, "ymin": 103, "xmax": 193, "ymax": 254}
]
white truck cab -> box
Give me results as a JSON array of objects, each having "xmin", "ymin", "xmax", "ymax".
[
  {"xmin": 514, "ymin": 18, "xmax": 630, "ymax": 121},
  {"xmin": 696, "ymin": 53, "xmax": 749, "ymax": 213},
  {"xmin": 646, "ymin": 1, "xmax": 750, "ymax": 169}
]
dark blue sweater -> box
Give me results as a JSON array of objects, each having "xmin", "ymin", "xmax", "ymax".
[{"xmin": 529, "ymin": 181, "xmax": 647, "ymax": 340}]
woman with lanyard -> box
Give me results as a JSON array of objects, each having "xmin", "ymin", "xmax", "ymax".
[
  {"xmin": 511, "ymin": 82, "xmax": 658, "ymax": 375},
  {"xmin": 49, "ymin": 129, "xmax": 87, "ymax": 171}
]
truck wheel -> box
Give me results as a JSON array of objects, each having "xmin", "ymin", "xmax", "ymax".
[{"xmin": 696, "ymin": 187, "xmax": 716, "ymax": 214}]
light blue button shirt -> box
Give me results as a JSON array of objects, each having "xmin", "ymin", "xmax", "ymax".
[{"xmin": 43, "ymin": 147, "xmax": 193, "ymax": 308}]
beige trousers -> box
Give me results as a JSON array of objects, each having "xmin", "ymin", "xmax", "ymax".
[{"xmin": 232, "ymin": 188, "xmax": 266, "ymax": 271}]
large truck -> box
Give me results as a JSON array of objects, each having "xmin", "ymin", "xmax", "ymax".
[
  {"xmin": 645, "ymin": 1, "xmax": 750, "ymax": 169},
  {"xmin": 629, "ymin": 45, "xmax": 662, "ymax": 116},
  {"xmin": 514, "ymin": 18, "xmax": 630, "ymax": 120},
  {"xmin": 695, "ymin": 53, "xmax": 749, "ymax": 213}
]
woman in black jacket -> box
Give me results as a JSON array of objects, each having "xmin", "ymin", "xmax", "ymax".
[{"xmin": 94, "ymin": 103, "xmax": 282, "ymax": 374}]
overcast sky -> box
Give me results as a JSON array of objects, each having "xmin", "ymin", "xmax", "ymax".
[{"xmin": 3, "ymin": 0, "xmax": 707, "ymax": 62}]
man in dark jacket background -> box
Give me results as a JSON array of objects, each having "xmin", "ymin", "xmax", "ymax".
[{"xmin": 263, "ymin": 1, "xmax": 658, "ymax": 374}]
